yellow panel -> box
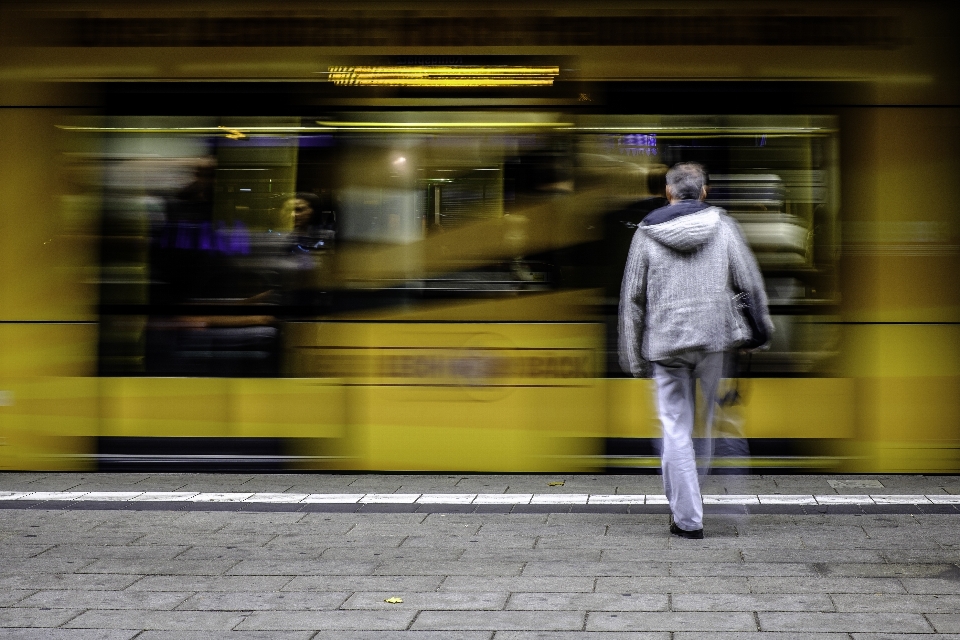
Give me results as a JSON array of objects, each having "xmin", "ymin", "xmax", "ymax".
[
  {"xmin": 355, "ymin": 385, "xmax": 603, "ymax": 472},
  {"xmin": 606, "ymin": 378, "xmax": 657, "ymax": 438},
  {"xmin": 841, "ymin": 107, "xmax": 960, "ymax": 323},
  {"xmin": 604, "ymin": 377, "xmax": 855, "ymax": 441},
  {"xmin": 295, "ymin": 322, "xmax": 604, "ymax": 471},
  {"xmin": 0, "ymin": 377, "xmax": 97, "ymax": 471},
  {"xmin": 100, "ymin": 377, "xmax": 230, "ymax": 438},
  {"xmin": 0, "ymin": 109, "xmax": 99, "ymax": 322},
  {"xmin": 229, "ymin": 378, "xmax": 346, "ymax": 439},
  {"xmin": 740, "ymin": 378, "xmax": 857, "ymax": 440},
  {"xmin": 0, "ymin": 323, "xmax": 97, "ymax": 378}
]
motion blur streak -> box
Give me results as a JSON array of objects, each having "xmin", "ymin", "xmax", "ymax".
[{"xmin": 0, "ymin": 1, "xmax": 958, "ymax": 474}]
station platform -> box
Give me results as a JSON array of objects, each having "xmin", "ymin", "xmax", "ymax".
[{"xmin": 2, "ymin": 472, "xmax": 960, "ymax": 638}]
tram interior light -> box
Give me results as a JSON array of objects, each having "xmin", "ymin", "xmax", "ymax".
[{"xmin": 327, "ymin": 65, "xmax": 560, "ymax": 87}]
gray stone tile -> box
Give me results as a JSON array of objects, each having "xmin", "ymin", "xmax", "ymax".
[
  {"xmin": 676, "ymin": 635, "xmax": 849, "ymax": 640},
  {"xmin": 815, "ymin": 563, "xmax": 954, "ymax": 578},
  {"xmin": 586, "ymin": 612, "xmax": 756, "ymax": 632},
  {"xmin": 0, "ymin": 573, "xmax": 142, "ymax": 591},
  {"xmin": 669, "ymin": 536, "xmax": 804, "ymax": 550},
  {"xmin": 748, "ymin": 577, "xmax": 906, "ymax": 594},
  {"xmin": 929, "ymin": 614, "xmax": 960, "ymax": 633},
  {"xmin": 78, "ymin": 559, "xmax": 239, "ymax": 575},
  {"xmin": 228, "ymin": 560, "xmax": 378, "ymax": 576},
  {"xmin": 507, "ymin": 592, "xmax": 668, "ymax": 611},
  {"xmin": 283, "ymin": 534, "xmax": 406, "ymax": 549},
  {"xmin": 403, "ymin": 536, "xmax": 537, "ymax": 549},
  {"xmin": 36, "ymin": 545, "xmax": 190, "ymax": 560},
  {"xmin": 882, "ymin": 549, "xmax": 960, "ymax": 563},
  {"xmin": 1, "ymin": 544, "xmax": 56, "ymax": 558},
  {"xmin": 440, "ymin": 577, "xmax": 596, "ymax": 593},
  {"xmin": 342, "ymin": 592, "xmax": 508, "ymax": 610},
  {"xmin": 852, "ymin": 635, "xmax": 960, "ymax": 640},
  {"xmin": 284, "ymin": 575, "xmax": 444, "ymax": 592},
  {"xmin": 0, "ymin": 630, "xmax": 140, "ymax": 640},
  {"xmin": 495, "ymin": 634, "xmax": 668, "ymax": 640},
  {"xmin": 600, "ymin": 549, "xmax": 742, "ymax": 563},
  {"xmin": 18, "ymin": 590, "xmax": 191, "ymax": 610},
  {"xmin": 1, "ymin": 558, "xmax": 97, "ymax": 574},
  {"xmin": 670, "ymin": 563, "xmax": 818, "ymax": 577},
  {"xmin": 238, "ymin": 610, "xmax": 415, "ymax": 630},
  {"xmin": 673, "ymin": 593, "xmax": 834, "ymax": 612},
  {"xmin": 138, "ymin": 632, "xmax": 315, "ymax": 640},
  {"xmin": 740, "ymin": 549, "xmax": 886, "ymax": 563},
  {"xmin": 477, "ymin": 524, "xmax": 607, "ymax": 537},
  {"xmin": 173, "ymin": 546, "xmax": 323, "ymax": 562},
  {"xmin": 321, "ymin": 547, "xmax": 464, "ymax": 562},
  {"xmin": 0, "ymin": 607, "xmax": 86, "ymax": 628},
  {"xmin": 412, "ymin": 611, "xmax": 584, "ymax": 631},
  {"xmin": 0, "ymin": 589, "xmax": 35, "ymax": 606},
  {"xmin": 758, "ymin": 612, "xmax": 933, "ymax": 633},
  {"xmin": 596, "ymin": 576, "xmax": 751, "ymax": 594},
  {"xmin": 134, "ymin": 533, "xmax": 275, "ymax": 546},
  {"xmin": 176, "ymin": 591, "xmax": 349, "ymax": 610},
  {"xmin": 65, "ymin": 610, "xmax": 246, "ymax": 630},
  {"xmin": 521, "ymin": 561, "xmax": 669, "ymax": 577},
  {"xmin": 901, "ymin": 576, "xmax": 960, "ymax": 594},
  {"xmin": 833, "ymin": 593, "xmax": 960, "ymax": 613},
  {"xmin": 376, "ymin": 560, "xmax": 524, "ymax": 577},
  {"xmin": 315, "ymin": 633, "xmax": 492, "ymax": 640},
  {"xmin": 127, "ymin": 576, "xmax": 293, "ymax": 592},
  {"xmin": 460, "ymin": 549, "xmax": 600, "ymax": 563}
]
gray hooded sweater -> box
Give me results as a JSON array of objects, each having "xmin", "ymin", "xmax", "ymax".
[{"xmin": 618, "ymin": 202, "xmax": 773, "ymax": 377}]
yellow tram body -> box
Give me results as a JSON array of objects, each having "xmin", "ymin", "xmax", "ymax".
[{"xmin": 0, "ymin": 2, "xmax": 958, "ymax": 473}]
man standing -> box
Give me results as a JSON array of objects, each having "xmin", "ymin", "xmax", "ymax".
[{"xmin": 618, "ymin": 162, "xmax": 772, "ymax": 539}]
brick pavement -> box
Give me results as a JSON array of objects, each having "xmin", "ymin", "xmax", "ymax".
[{"xmin": 1, "ymin": 473, "xmax": 959, "ymax": 639}]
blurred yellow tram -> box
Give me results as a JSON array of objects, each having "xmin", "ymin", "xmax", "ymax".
[{"xmin": 0, "ymin": 1, "xmax": 958, "ymax": 473}]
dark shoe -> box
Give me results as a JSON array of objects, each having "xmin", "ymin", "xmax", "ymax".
[{"xmin": 670, "ymin": 522, "xmax": 704, "ymax": 539}]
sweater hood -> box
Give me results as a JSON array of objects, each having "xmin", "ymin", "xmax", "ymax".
[{"xmin": 641, "ymin": 205, "xmax": 722, "ymax": 252}]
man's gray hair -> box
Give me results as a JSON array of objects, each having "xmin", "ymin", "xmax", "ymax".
[{"xmin": 666, "ymin": 162, "xmax": 707, "ymax": 200}]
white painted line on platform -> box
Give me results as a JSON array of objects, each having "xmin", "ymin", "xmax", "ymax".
[
  {"xmin": 758, "ymin": 495, "xmax": 818, "ymax": 505},
  {"xmin": 0, "ymin": 492, "xmax": 35, "ymax": 500},
  {"xmin": 245, "ymin": 493, "xmax": 309, "ymax": 503},
  {"xmin": 131, "ymin": 492, "xmax": 200, "ymax": 501},
  {"xmin": 301, "ymin": 493, "xmax": 364, "ymax": 503},
  {"xmin": 189, "ymin": 493, "xmax": 254, "ymax": 502},
  {"xmin": 474, "ymin": 494, "xmax": 533, "ymax": 504},
  {"xmin": 80, "ymin": 492, "xmax": 144, "ymax": 501},
  {"xmin": 417, "ymin": 494, "xmax": 477, "ymax": 504},
  {"xmin": 0, "ymin": 491, "xmax": 957, "ymax": 507},
  {"xmin": 16, "ymin": 492, "xmax": 89, "ymax": 501},
  {"xmin": 871, "ymin": 495, "xmax": 931, "ymax": 504},
  {"xmin": 360, "ymin": 494, "xmax": 420, "ymax": 503},
  {"xmin": 815, "ymin": 495, "xmax": 873, "ymax": 504},
  {"xmin": 587, "ymin": 495, "xmax": 645, "ymax": 504},
  {"xmin": 703, "ymin": 495, "xmax": 760, "ymax": 504},
  {"xmin": 531, "ymin": 494, "xmax": 589, "ymax": 504}
]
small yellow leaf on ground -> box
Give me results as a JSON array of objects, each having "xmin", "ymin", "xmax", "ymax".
[
  {"xmin": 384, "ymin": 597, "xmax": 403, "ymax": 604},
  {"xmin": 548, "ymin": 481, "xmax": 565, "ymax": 486}
]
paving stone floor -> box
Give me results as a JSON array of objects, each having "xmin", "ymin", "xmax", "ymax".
[{"xmin": 1, "ymin": 473, "xmax": 959, "ymax": 639}]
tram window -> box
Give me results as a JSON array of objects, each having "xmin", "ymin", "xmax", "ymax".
[{"xmin": 84, "ymin": 113, "xmax": 839, "ymax": 377}]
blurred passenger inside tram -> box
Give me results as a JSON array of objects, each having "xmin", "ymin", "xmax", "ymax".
[
  {"xmin": 275, "ymin": 192, "xmax": 337, "ymax": 311},
  {"xmin": 284, "ymin": 192, "xmax": 336, "ymax": 254}
]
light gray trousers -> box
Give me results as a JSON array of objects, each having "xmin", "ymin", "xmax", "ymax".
[{"xmin": 652, "ymin": 351, "xmax": 724, "ymax": 531}]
